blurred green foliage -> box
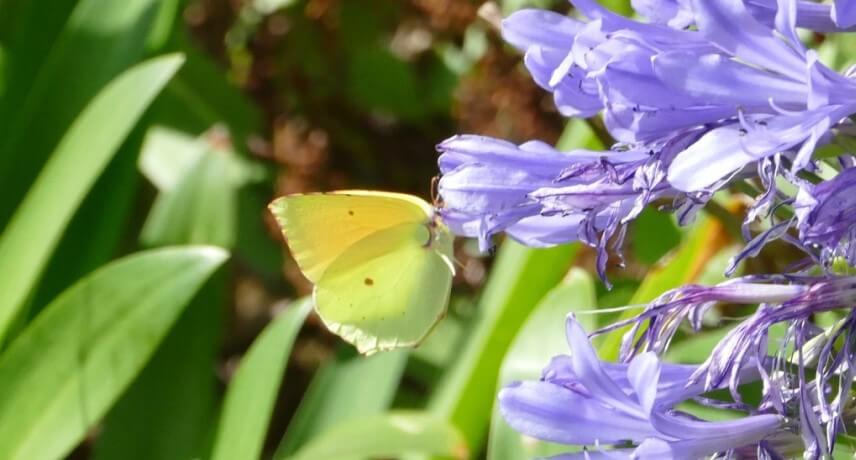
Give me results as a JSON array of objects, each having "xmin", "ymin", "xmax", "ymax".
[{"xmin": 0, "ymin": 0, "xmax": 771, "ymax": 459}]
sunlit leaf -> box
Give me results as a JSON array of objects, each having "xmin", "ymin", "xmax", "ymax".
[
  {"xmin": 139, "ymin": 126, "xmax": 206, "ymax": 192},
  {"xmin": 0, "ymin": 246, "xmax": 228, "ymax": 460},
  {"xmin": 275, "ymin": 349, "xmax": 408, "ymax": 457},
  {"xmin": 210, "ymin": 299, "xmax": 312, "ymax": 460},
  {"xmin": 0, "ymin": 0, "xmax": 160, "ymax": 227},
  {"xmin": 92, "ymin": 273, "xmax": 225, "ymax": 460},
  {"xmin": 488, "ymin": 268, "xmax": 597, "ymax": 460},
  {"xmin": 140, "ymin": 127, "xmax": 257, "ymax": 248},
  {"xmin": 0, "ymin": 54, "xmax": 184, "ymax": 343},
  {"xmin": 283, "ymin": 411, "xmax": 468, "ymax": 460},
  {"xmin": 429, "ymin": 240, "xmax": 578, "ymax": 450}
]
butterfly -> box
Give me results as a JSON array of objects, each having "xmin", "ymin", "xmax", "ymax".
[{"xmin": 268, "ymin": 190, "xmax": 455, "ymax": 354}]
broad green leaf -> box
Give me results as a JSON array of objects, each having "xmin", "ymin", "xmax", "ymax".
[
  {"xmin": 28, "ymin": 127, "xmax": 145, "ymax": 313},
  {"xmin": 412, "ymin": 314, "xmax": 466, "ymax": 369},
  {"xmin": 146, "ymin": 0, "xmax": 182, "ymax": 51},
  {"xmin": 0, "ymin": 246, "xmax": 228, "ymax": 460},
  {"xmin": 0, "ymin": 0, "xmax": 160, "ymax": 228},
  {"xmin": 599, "ymin": 214, "xmax": 730, "ymax": 360},
  {"xmin": 488, "ymin": 268, "xmax": 597, "ymax": 460},
  {"xmin": 284, "ymin": 411, "xmax": 468, "ymax": 460},
  {"xmin": 139, "ymin": 126, "xmax": 206, "ymax": 191},
  {"xmin": 631, "ymin": 208, "xmax": 682, "ymax": 265},
  {"xmin": 665, "ymin": 328, "xmax": 733, "ymax": 364},
  {"xmin": 210, "ymin": 299, "xmax": 312, "ymax": 460},
  {"xmin": 275, "ymin": 349, "xmax": 409, "ymax": 457},
  {"xmin": 0, "ymin": 54, "xmax": 184, "ymax": 342},
  {"xmin": 92, "ymin": 272, "xmax": 225, "ymax": 460},
  {"xmin": 429, "ymin": 240, "xmax": 578, "ymax": 450},
  {"xmin": 140, "ymin": 128, "xmax": 256, "ymax": 248}
]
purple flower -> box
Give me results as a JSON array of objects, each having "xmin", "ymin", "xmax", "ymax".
[
  {"xmin": 499, "ymin": 316, "xmax": 786, "ymax": 459},
  {"xmin": 794, "ymin": 166, "xmax": 856, "ymax": 267},
  {"xmin": 664, "ymin": 0, "xmax": 856, "ymax": 192},
  {"xmin": 601, "ymin": 275, "xmax": 856, "ymax": 457},
  {"xmin": 634, "ymin": 0, "xmax": 856, "ymax": 32},
  {"xmin": 833, "ymin": 0, "xmax": 856, "ymax": 28},
  {"xmin": 503, "ymin": 0, "xmax": 856, "ymax": 194},
  {"xmin": 436, "ymin": 134, "xmax": 706, "ymax": 282}
]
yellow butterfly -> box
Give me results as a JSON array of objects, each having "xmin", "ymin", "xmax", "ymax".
[{"xmin": 268, "ymin": 191, "xmax": 454, "ymax": 354}]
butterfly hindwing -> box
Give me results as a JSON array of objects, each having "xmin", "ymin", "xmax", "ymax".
[{"xmin": 314, "ymin": 222, "xmax": 453, "ymax": 354}]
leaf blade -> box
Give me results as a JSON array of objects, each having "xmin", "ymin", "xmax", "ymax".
[
  {"xmin": 0, "ymin": 53, "xmax": 184, "ymax": 342},
  {"xmin": 285, "ymin": 411, "xmax": 468, "ymax": 460},
  {"xmin": 210, "ymin": 299, "xmax": 312, "ymax": 460},
  {"xmin": 0, "ymin": 246, "xmax": 228, "ymax": 460}
]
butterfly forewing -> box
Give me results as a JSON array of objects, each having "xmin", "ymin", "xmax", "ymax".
[{"xmin": 268, "ymin": 191, "xmax": 431, "ymax": 283}]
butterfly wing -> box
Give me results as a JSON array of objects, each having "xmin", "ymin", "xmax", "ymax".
[
  {"xmin": 314, "ymin": 221, "xmax": 454, "ymax": 354},
  {"xmin": 268, "ymin": 191, "xmax": 432, "ymax": 283}
]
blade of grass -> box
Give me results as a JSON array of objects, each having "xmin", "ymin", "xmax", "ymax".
[
  {"xmin": 210, "ymin": 299, "xmax": 312, "ymax": 460},
  {"xmin": 0, "ymin": 246, "xmax": 228, "ymax": 460},
  {"xmin": 0, "ymin": 53, "xmax": 184, "ymax": 343}
]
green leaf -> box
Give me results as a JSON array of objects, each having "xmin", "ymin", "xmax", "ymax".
[
  {"xmin": 140, "ymin": 127, "xmax": 255, "ymax": 248},
  {"xmin": 598, "ymin": 214, "xmax": 727, "ymax": 360},
  {"xmin": 275, "ymin": 349, "xmax": 409, "ymax": 457},
  {"xmin": 28, "ymin": 126, "xmax": 146, "ymax": 314},
  {"xmin": 0, "ymin": 54, "xmax": 184, "ymax": 342},
  {"xmin": 429, "ymin": 240, "xmax": 578, "ymax": 450},
  {"xmin": 0, "ymin": 246, "xmax": 228, "ymax": 460},
  {"xmin": 631, "ymin": 208, "xmax": 682, "ymax": 265},
  {"xmin": 139, "ymin": 126, "xmax": 206, "ymax": 192},
  {"xmin": 210, "ymin": 299, "xmax": 312, "ymax": 460},
  {"xmin": 0, "ymin": 0, "xmax": 160, "ymax": 228},
  {"xmin": 92, "ymin": 272, "xmax": 225, "ymax": 460},
  {"xmin": 488, "ymin": 268, "xmax": 597, "ymax": 460},
  {"xmin": 284, "ymin": 411, "xmax": 469, "ymax": 460}
]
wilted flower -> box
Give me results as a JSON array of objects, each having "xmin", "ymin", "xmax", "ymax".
[{"xmin": 499, "ymin": 316, "xmax": 787, "ymax": 459}]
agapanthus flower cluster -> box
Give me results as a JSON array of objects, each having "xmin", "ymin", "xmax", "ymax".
[{"xmin": 435, "ymin": 0, "xmax": 856, "ymax": 457}]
